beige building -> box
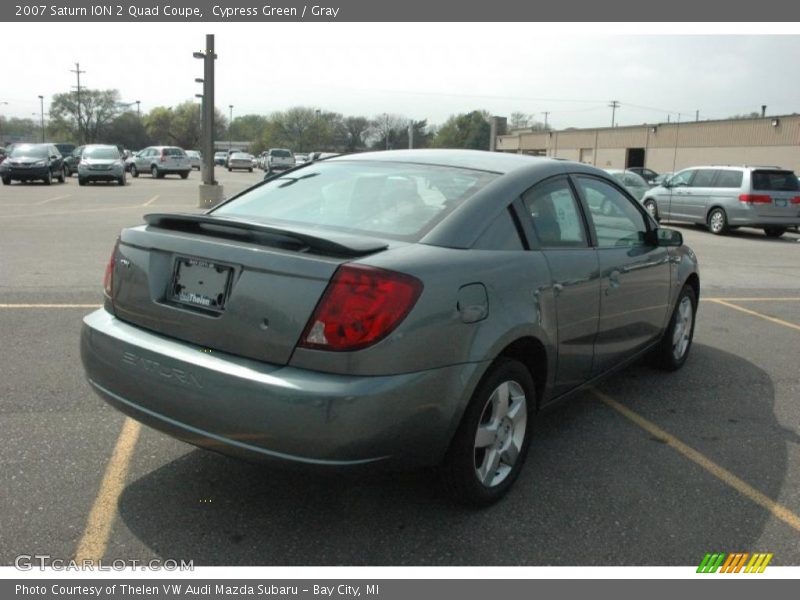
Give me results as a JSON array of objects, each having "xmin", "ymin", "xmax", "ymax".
[{"xmin": 496, "ymin": 114, "xmax": 800, "ymax": 173}]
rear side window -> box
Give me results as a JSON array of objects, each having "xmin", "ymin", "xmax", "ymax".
[
  {"xmin": 691, "ymin": 169, "xmax": 718, "ymax": 187},
  {"xmin": 752, "ymin": 170, "xmax": 799, "ymax": 191},
  {"xmin": 522, "ymin": 178, "xmax": 588, "ymax": 248},
  {"xmin": 714, "ymin": 171, "xmax": 743, "ymax": 188},
  {"xmin": 163, "ymin": 148, "xmax": 185, "ymax": 157}
]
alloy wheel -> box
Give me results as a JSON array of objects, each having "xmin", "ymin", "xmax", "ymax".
[{"xmin": 473, "ymin": 380, "xmax": 528, "ymax": 487}]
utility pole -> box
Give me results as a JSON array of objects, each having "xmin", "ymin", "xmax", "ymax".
[
  {"xmin": 194, "ymin": 34, "xmax": 222, "ymax": 208},
  {"xmin": 408, "ymin": 120, "xmax": 414, "ymax": 149},
  {"xmin": 608, "ymin": 100, "xmax": 620, "ymax": 128},
  {"xmin": 695, "ymin": 110, "xmax": 699, "ymax": 122},
  {"xmin": 70, "ymin": 62, "xmax": 86, "ymax": 143},
  {"xmin": 37, "ymin": 95, "xmax": 45, "ymax": 143},
  {"xmin": 136, "ymin": 100, "xmax": 141, "ymax": 119},
  {"xmin": 542, "ymin": 111, "xmax": 550, "ymax": 130},
  {"xmin": 228, "ymin": 104, "xmax": 233, "ymax": 151},
  {"xmin": 384, "ymin": 114, "xmax": 389, "ymax": 150}
]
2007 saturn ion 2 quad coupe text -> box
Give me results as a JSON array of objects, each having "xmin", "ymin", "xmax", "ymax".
[{"xmin": 80, "ymin": 150, "xmax": 699, "ymax": 506}]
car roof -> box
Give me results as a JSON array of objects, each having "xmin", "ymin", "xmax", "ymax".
[{"xmin": 329, "ymin": 149, "xmax": 563, "ymax": 174}]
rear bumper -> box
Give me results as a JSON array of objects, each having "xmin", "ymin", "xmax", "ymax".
[
  {"xmin": 80, "ymin": 309, "xmax": 481, "ymax": 469},
  {"xmin": 727, "ymin": 205, "xmax": 800, "ymax": 227}
]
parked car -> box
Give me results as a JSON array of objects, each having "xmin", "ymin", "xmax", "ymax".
[
  {"xmin": 605, "ymin": 169, "xmax": 650, "ymax": 201},
  {"xmin": 77, "ymin": 144, "xmax": 126, "ymax": 186},
  {"xmin": 263, "ymin": 148, "xmax": 295, "ymax": 174},
  {"xmin": 641, "ymin": 165, "xmax": 800, "ymax": 237},
  {"xmin": 81, "ymin": 150, "xmax": 699, "ymax": 506},
  {"xmin": 53, "ymin": 143, "xmax": 76, "ymax": 164},
  {"xmin": 129, "ymin": 146, "xmax": 191, "ymax": 179},
  {"xmin": 307, "ymin": 151, "xmax": 340, "ymax": 163},
  {"xmin": 186, "ymin": 150, "xmax": 202, "ymax": 170},
  {"xmin": 214, "ymin": 151, "xmax": 228, "ymax": 166},
  {"xmin": 627, "ymin": 167, "xmax": 660, "ymax": 185},
  {"xmin": 652, "ymin": 171, "xmax": 674, "ymax": 187},
  {"xmin": 0, "ymin": 143, "xmax": 66, "ymax": 185},
  {"xmin": 227, "ymin": 151, "xmax": 254, "ymax": 172},
  {"xmin": 64, "ymin": 145, "xmax": 85, "ymax": 176},
  {"xmin": 294, "ymin": 152, "xmax": 309, "ymax": 166}
]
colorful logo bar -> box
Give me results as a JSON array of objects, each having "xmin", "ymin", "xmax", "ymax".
[{"xmin": 697, "ymin": 553, "xmax": 773, "ymax": 573}]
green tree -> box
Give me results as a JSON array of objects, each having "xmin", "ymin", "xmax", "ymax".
[
  {"xmin": 104, "ymin": 112, "xmax": 151, "ymax": 150},
  {"xmin": 342, "ymin": 116, "xmax": 370, "ymax": 152},
  {"xmin": 144, "ymin": 103, "xmax": 226, "ymax": 149},
  {"xmin": 0, "ymin": 116, "xmax": 38, "ymax": 143},
  {"xmin": 433, "ymin": 110, "xmax": 491, "ymax": 150},
  {"xmin": 49, "ymin": 89, "xmax": 121, "ymax": 143}
]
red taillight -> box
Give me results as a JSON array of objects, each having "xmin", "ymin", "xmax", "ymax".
[
  {"xmin": 739, "ymin": 194, "xmax": 772, "ymax": 204},
  {"xmin": 790, "ymin": 196, "xmax": 800, "ymax": 205},
  {"xmin": 103, "ymin": 240, "xmax": 119, "ymax": 297},
  {"xmin": 298, "ymin": 265, "xmax": 423, "ymax": 351}
]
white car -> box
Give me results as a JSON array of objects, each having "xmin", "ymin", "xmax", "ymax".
[
  {"xmin": 227, "ymin": 152, "xmax": 255, "ymax": 172},
  {"xmin": 186, "ymin": 150, "xmax": 202, "ymax": 170}
]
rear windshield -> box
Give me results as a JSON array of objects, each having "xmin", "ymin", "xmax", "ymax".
[
  {"xmin": 269, "ymin": 149, "xmax": 292, "ymax": 157},
  {"xmin": 752, "ymin": 170, "xmax": 799, "ymax": 191},
  {"xmin": 162, "ymin": 148, "xmax": 185, "ymax": 157},
  {"xmin": 213, "ymin": 161, "xmax": 498, "ymax": 241},
  {"xmin": 55, "ymin": 144, "xmax": 75, "ymax": 155},
  {"xmin": 84, "ymin": 146, "xmax": 119, "ymax": 159},
  {"xmin": 10, "ymin": 145, "xmax": 48, "ymax": 158}
]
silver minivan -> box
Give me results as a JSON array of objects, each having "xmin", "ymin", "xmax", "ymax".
[{"xmin": 642, "ymin": 166, "xmax": 800, "ymax": 237}]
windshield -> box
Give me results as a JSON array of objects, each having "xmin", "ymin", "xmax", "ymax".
[
  {"xmin": 84, "ymin": 146, "xmax": 119, "ymax": 160},
  {"xmin": 213, "ymin": 160, "xmax": 498, "ymax": 241},
  {"xmin": 10, "ymin": 145, "xmax": 48, "ymax": 159},
  {"xmin": 270, "ymin": 149, "xmax": 292, "ymax": 158}
]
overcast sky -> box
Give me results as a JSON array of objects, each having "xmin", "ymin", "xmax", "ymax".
[{"xmin": 3, "ymin": 24, "xmax": 799, "ymax": 130}]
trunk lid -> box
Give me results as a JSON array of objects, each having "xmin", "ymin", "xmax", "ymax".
[{"xmin": 109, "ymin": 214, "xmax": 389, "ymax": 365}]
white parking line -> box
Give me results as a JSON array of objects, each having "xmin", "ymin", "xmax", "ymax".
[
  {"xmin": 35, "ymin": 194, "xmax": 72, "ymax": 206},
  {"xmin": 141, "ymin": 195, "xmax": 159, "ymax": 207}
]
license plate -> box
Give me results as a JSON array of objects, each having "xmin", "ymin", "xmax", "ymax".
[
  {"xmin": 775, "ymin": 199, "xmax": 788, "ymax": 208},
  {"xmin": 171, "ymin": 258, "xmax": 232, "ymax": 311}
]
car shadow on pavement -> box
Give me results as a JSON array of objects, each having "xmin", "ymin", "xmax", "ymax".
[{"xmin": 117, "ymin": 343, "xmax": 790, "ymax": 565}]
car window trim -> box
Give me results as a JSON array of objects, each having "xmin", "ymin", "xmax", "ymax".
[{"xmin": 569, "ymin": 173, "xmax": 657, "ymax": 249}]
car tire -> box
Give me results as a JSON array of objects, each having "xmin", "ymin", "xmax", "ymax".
[
  {"xmin": 58, "ymin": 166, "xmax": 66, "ymax": 183},
  {"xmin": 764, "ymin": 227, "xmax": 786, "ymax": 239},
  {"xmin": 180, "ymin": 172, "xmax": 189, "ymax": 180},
  {"xmin": 151, "ymin": 166, "xmax": 161, "ymax": 179},
  {"xmin": 228, "ymin": 167, "xmax": 232, "ymax": 172},
  {"xmin": 130, "ymin": 165, "xmax": 139, "ymax": 178},
  {"xmin": 78, "ymin": 177, "xmax": 87, "ymax": 186},
  {"xmin": 707, "ymin": 207, "xmax": 729, "ymax": 235},
  {"xmin": 644, "ymin": 199, "xmax": 660, "ymax": 222},
  {"xmin": 440, "ymin": 358, "xmax": 535, "ymax": 507},
  {"xmin": 43, "ymin": 170, "xmax": 52, "ymax": 185},
  {"xmin": 651, "ymin": 284, "xmax": 697, "ymax": 371},
  {"xmin": 2, "ymin": 176, "xmax": 10, "ymax": 185},
  {"xmin": 118, "ymin": 174, "xmax": 126, "ymax": 186}
]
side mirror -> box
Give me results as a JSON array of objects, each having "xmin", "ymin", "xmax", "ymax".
[{"xmin": 656, "ymin": 228, "xmax": 683, "ymax": 247}]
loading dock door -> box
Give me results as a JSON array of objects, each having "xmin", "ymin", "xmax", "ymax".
[{"xmin": 626, "ymin": 148, "xmax": 645, "ymax": 168}]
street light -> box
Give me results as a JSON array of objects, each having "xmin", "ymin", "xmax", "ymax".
[
  {"xmin": 228, "ymin": 104, "xmax": 233, "ymax": 151},
  {"xmin": 193, "ymin": 34, "xmax": 222, "ymax": 207},
  {"xmin": 37, "ymin": 95, "xmax": 44, "ymax": 143}
]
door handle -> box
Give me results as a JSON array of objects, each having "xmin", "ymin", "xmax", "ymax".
[{"xmin": 606, "ymin": 270, "xmax": 621, "ymax": 294}]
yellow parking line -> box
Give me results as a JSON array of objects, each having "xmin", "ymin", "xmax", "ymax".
[
  {"xmin": 702, "ymin": 297, "xmax": 800, "ymax": 302},
  {"xmin": 141, "ymin": 194, "xmax": 159, "ymax": 207},
  {"xmin": 708, "ymin": 299, "xmax": 800, "ymax": 332},
  {"xmin": 593, "ymin": 390, "xmax": 800, "ymax": 533},
  {"xmin": 0, "ymin": 304, "xmax": 101, "ymax": 308},
  {"xmin": 75, "ymin": 418, "xmax": 142, "ymax": 562},
  {"xmin": 35, "ymin": 194, "xmax": 72, "ymax": 205}
]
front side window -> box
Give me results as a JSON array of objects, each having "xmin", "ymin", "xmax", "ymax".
[
  {"xmin": 575, "ymin": 176, "xmax": 649, "ymax": 248},
  {"xmin": 670, "ymin": 169, "xmax": 696, "ymax": 187},
  {"xmin": 521, "ymin": 178, "xmax": 587, "ymax": 248}
]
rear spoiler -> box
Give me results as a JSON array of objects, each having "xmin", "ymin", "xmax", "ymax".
[{"xmin": 143, "ymin": 213, "xmax": 389, "ymax": 258}]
